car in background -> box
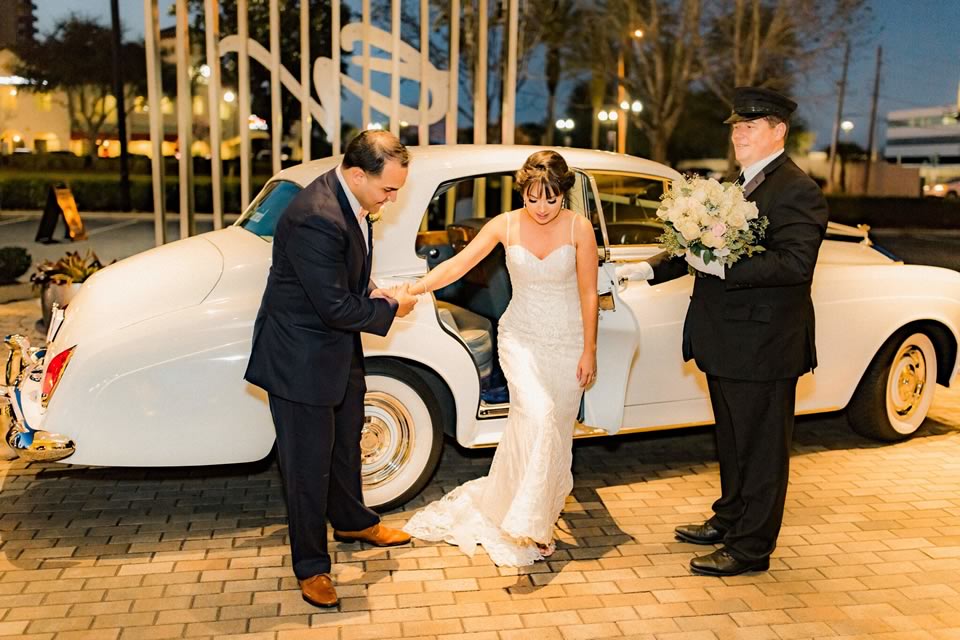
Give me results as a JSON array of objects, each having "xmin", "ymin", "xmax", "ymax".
[
  {"xmin": 924, "ymin": 178, "xmax": 960, "ymax": 198},
  {"xmin": 4, "ymin": 145, "xmax": 960, "ymax": 511}
]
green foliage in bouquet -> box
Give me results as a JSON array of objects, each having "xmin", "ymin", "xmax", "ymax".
[
  {"xmin": 30, "ymin": 250, "xmax": 105, "ymax": 288},
  {"xmin": 0, "ymin": 247, "xmax": 32, "ymax": 284}
]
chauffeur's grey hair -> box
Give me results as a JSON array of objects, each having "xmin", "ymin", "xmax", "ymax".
[{"xmin": 342, "ymin": 130, "xmax": 410, "ymax": 176}]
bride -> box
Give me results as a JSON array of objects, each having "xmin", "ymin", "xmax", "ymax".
[{"xmin": 401, "ymin": 150, "xmax": 599, "ymax": 566}]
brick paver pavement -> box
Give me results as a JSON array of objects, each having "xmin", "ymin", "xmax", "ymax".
[{"xmin": 2, "ymin": 298, "xmax": 960, "ymax": 639}]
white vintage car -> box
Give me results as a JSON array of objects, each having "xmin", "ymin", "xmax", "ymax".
[{"xmin": 4, "ymin": 145, "xmax": 960, "ymax": 511}]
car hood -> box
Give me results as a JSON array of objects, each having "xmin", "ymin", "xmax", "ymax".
[{"xmin": 51, "ymin": 235, "xmax": 224, "ymax": 352}]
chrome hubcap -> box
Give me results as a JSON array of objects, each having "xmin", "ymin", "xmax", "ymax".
[
  {"xmin": 361, "ymin": 392, "xmax": 414, "ymax": 488},
  {"xmin": 890, "ymin": 345, "xmax": 926, "ymax": 419}
]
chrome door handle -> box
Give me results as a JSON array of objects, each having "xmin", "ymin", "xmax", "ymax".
[{"xmin": 598, "ymin": 291, "xmax": 615, "ymax": 311}]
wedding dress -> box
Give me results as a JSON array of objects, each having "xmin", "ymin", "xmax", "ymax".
[{"xmin": 404, "ymin": 212, "xmax": 584, "ymax": 566}]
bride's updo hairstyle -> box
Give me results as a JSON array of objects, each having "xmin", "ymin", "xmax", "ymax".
[{"xmin": 515, "ymin": 150, "xmax": 575, "ymax": 201}]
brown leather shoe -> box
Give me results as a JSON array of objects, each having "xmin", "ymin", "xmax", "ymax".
[
  {"xmin": 299, "ymin": 574, "xmax": 338, "ymax": 608},
  {"xmin": 333, "ymin": 522, "xmax": 411, "ymax": 547}
]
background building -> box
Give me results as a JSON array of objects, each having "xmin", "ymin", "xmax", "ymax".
[
  {"xmin": 0, "ymin": 0, "xmax": 36, "ymax": 50},
  {"xmin": 0, "ymin": 49, "xmax": 70, "ymax": 155},
  {"xmin": 885, "ymin": 83, "xmax": 960, "ymax": 184}
]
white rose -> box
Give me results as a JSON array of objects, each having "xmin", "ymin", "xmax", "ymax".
[
  {"xmin": 738, "ymin": 200, "xmax": 759, "ymax": 221},
  {"xmin": 700, "ymin": 230, "xmax": 726, "ymax": 249},
  {"xmin": 677, "ymin": 219, "xmax": 701, "ymax": 241},
  {"xmin": 727, "ymin": 210, "xmax": 747, "ymax": 229}
]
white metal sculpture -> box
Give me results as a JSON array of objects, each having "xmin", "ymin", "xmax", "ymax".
[{"xmin": 143, "ymin": 0, "xmax": 518, "ymax": 243}]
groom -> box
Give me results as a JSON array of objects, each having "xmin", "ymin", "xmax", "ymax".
[
  {"xmin": 245, "ymin": 131, "xmax": 419, "ymax": 607},
  {"xmin": 645, "ymin": 87, "xmax": 828, "ymax": 576}
]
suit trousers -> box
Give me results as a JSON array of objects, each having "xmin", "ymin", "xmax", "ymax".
[
  {"xmin": 268, "ymin": 353, "xmax": 380, "ymax": 579},
  {"xmin": 705, "ymin": 375, "xmax": 797, "ymax": 563}
]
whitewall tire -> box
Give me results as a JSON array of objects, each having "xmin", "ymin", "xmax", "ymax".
[
  {"xmin": 361, "ymin": 361, "xmax": 444, "ymax": 511},
  {"xmin": 848, "ymin": 331, "xmax": 938, "ymax": 441}
]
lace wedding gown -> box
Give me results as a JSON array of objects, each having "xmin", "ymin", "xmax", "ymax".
[{"xmin": 404, "ymin": 212, "xmax": 584, "ymax": 566}]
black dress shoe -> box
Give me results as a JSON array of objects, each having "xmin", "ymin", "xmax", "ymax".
[
  {"xmin": 689, "ymin": 548, "xmax": 769, "ymax": 576},
  {"xmin": 674, "ymin": 521, "xmax": 726, "ymax": 545}
]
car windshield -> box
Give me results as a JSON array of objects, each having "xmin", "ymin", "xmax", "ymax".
[{"xmin": 235, "ymin": 180, "xmax": 302, "ymax": 239}]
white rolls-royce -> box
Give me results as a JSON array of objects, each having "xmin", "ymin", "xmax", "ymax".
[{"xmin": 4, "ymin": 145, "xmax": 960, "ymax": 510}]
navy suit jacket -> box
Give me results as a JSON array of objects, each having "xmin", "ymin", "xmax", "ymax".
[
  {"xmin": 245, "ymin": 168, "xmax": 397, "ymax": 405},
  {"xmin": 651, "ymin": 154, "xmax": 829, "ymax": 381}
]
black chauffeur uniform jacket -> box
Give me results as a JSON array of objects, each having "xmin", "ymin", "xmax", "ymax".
[{"xmin": 651, "ymin": 153, "xmax": 829, "ymax": 382}]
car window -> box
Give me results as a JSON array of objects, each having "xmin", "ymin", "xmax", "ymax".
[
  {"xmin": 235, "ymin": 180, "xmax": 303, "ymax": 239},
  {"xmin": 421, "ymin": 173, "xmax": 524, "ymax": 232},
  {"xmin": 588, "ymin": 172, "xmax": 670, "ymax": 246}
]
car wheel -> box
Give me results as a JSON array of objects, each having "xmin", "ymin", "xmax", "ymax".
[
  {"xmin": 847, "ymin": 331, "xmax": 937, "ymax": 441},
  {"xmin": 946, "ymin": 191, "xmax": 959, "ymax": 199},
  {"xmin": 361, "ymin": 360, "xmax": 444, "ymax": 511}
]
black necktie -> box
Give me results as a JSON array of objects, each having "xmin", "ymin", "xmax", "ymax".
[{"xmin": 735, "ymin": 173, "xmax": 745, "ymax": 186}]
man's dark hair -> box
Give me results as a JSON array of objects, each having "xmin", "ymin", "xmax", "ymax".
[
  {"xmin": 762, "ymin": 115, "xmax": 790, "ymax": 137},
  {"xmin": 342, "ymin": 130, "xmax": 410, "ymax": 175}
]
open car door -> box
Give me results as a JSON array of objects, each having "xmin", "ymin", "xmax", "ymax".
[{"xmin": 568, "ymin": 169, "xmax": 640, "ymax": 434}]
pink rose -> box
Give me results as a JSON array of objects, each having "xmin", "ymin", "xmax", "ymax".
[{"xmin": 711, "ymin": 222, "xmax": 727, "ymax": 237}]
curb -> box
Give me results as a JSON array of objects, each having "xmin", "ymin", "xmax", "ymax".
[{"xmin": 0, "ymin": 283, "xmax": 36, "ymax": 305}]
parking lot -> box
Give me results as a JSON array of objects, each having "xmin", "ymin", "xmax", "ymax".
[
  {"xmin": 2, "ymin": 215, "xmax": 960, "ymax": 639},
  {"xmin": 1, "ymin": 292, "xmax": 960, "ymax": 639}
]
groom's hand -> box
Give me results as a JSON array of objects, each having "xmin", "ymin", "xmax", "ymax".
[
  {"xmin": 393, "ymin": 287, "xmax": 419, "ymax": 318},
  {"xmin": 370, "ymin": 287, "xmax": 396, "ymax": 300}
]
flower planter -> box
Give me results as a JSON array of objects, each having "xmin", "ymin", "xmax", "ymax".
[{"xmin": 40, "ymin": 282, "xmax": 81, "ymax": 329}]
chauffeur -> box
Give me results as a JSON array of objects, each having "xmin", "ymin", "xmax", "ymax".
[{"xmin": 645, "ymin": 87, "xmax": 829, "ymax": 576}]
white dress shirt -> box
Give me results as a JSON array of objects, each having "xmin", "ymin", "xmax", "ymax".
[
  {"xmin": 335, "ymin": 164, "xmax": 368, "ymax": 252},
  {"xmin": 740, "ymin": 148, "xmax": 785, "ymax": 186}
]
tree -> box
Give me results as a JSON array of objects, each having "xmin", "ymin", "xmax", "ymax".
[
  {"xmin": 576, "ymin": 0, "xmax": 701, "ymax": 162},
  {"xmin": 667, "ymin": 88, "xmax": 730, "ymax": 164},
  {"xmin": 623, "ymin": 0, "xmax": 702, "ymax": 162},
  {"xmin": 698, "ymin": 0, "xmax": 872, "ymax": 167},
  {"xmin": 13, "ymin": 15, "xmax": 147, "ymax": 162},
  {"xmin": 521, "ymin": 0, "xmax": 584, "ymax": 145}
]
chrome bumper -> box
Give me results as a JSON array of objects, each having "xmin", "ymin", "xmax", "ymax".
[{"xmin": 2, "ymin": 334, "xmax": 75, "ymax": 463}]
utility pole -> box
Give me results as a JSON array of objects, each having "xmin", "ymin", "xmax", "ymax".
[
  {"xmin": 863, "ymin": 45, "xmax": 882, "ymax": 195},
  {"xmin": 110, "ymin": 0, "xmax": 131, "ymax": 211},
  {"xmin": 827, "ymin": 40, "xmax": 850, "ymax": 193}
]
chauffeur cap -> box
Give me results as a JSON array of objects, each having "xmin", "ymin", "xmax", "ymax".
[{"xmin": 723, "ymin": 86, "xmax": 798, "ymax": 124}]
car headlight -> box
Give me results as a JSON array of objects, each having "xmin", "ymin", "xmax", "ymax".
[
  {"xmin": 934, "ymin": 184, "xmax": 945, "ymax": 192},
  {"xmin": 41, "ymin": 346, "xmax": 75, "ymax": 408}
]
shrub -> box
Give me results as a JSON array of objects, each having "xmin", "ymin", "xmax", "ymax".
[
  {"xmin": 0, "ymin": 247, "xmax": 32, "ymax": 284},
  {"xmin": 0, "ymin": 172, "xmax": 268, "ymax": 212},
  {"xmin": 30, "ymin": 250, "xmax": 106, "ymax": 288}
]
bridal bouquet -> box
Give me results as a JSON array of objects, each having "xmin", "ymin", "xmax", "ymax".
[{"xmin": 655, "ymin": 175, "xmax": 768, "ymax": 267}]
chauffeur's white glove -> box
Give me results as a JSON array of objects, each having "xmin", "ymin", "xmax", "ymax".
[
  {"xmin": 616, "ymin": 262, "xmax": 654, "ymax": 281},
  {"xmin": 685, "ymin": 249, "xmax": 725, "ymax": 279}
]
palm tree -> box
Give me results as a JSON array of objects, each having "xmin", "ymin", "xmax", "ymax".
[{"xmin": 522, "ymin": 0, "xmax": 584, "ymax": 145}]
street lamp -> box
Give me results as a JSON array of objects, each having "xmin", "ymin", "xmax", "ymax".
[
  {"xmin": 841, "ymin": 120, "xmax": 854, "ymax": 134},
  {"xmin": 631, "ymin": 100, "xmax": 643, "ymax": 114},
  {"xmin": 597, "ymin": 110, "xmax": 618, "ymax": 150},
  {"xmin": 556, "ymin": 118, "xmax": 575, "ymax": 146}
]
